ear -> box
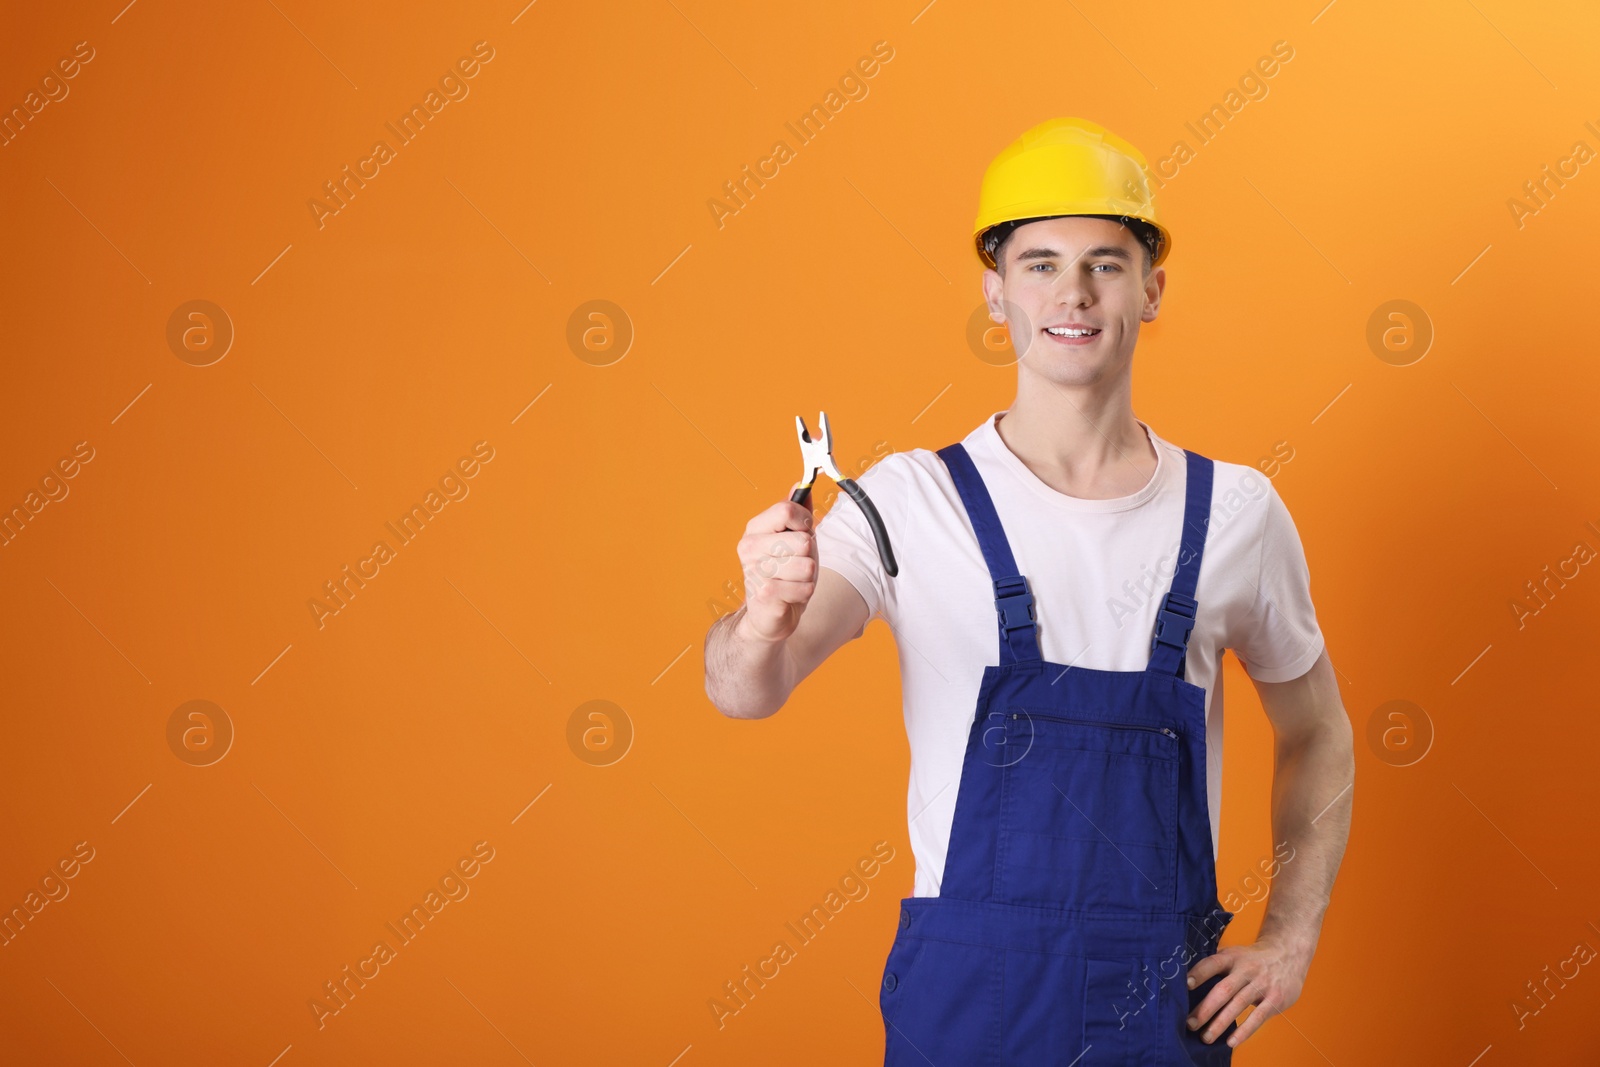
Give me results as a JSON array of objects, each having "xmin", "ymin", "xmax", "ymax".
[
  {"xmin": 981, "ymin": 267, "xmax": 1006, "ymax": 322},
  {"xmin": 1140, "ymin": 265, "xmax": 1166, "ymax": 323}
]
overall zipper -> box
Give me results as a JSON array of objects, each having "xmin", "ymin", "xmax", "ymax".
[{"xmin": 1010, "ymin": 712, "xmax": 1177, "ymax": 740}]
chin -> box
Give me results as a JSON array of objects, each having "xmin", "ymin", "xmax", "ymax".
[{"xmin": 1021, "ymin": 358, "xmax": 1106, "ymax": 387}]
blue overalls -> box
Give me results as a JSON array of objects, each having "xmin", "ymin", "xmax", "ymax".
[{"xmin": 879, "ymin": 442, "xmax": 1237, "ymax": 1066}]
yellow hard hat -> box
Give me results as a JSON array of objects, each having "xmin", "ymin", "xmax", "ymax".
[{"xmin": 973, "ymin": 117, "xmax": 1171, "ymax": 271}]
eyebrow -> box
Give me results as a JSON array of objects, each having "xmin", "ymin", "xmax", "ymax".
[{"xmin": 1013, "ymin": 244, "xmax": 1133, "ymax": 264}]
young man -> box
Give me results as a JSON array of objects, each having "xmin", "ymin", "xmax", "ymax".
[{"xmin": 704, "ymin": 117, "xmax": 1353, "ymax": 1063}]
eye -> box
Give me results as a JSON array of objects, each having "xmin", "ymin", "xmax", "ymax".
[
  {"xmin": 1028, "ymin": 262, "xmax": 1053, "ymax": 272},
  {"xmin": 1092, "ymin": 263, "xmax": 1119, "ymax": 272}
]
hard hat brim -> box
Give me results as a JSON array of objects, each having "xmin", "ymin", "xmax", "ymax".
[{"xmin": 975, "ymin": 213, "xmax": 1171, "ymax": 272}]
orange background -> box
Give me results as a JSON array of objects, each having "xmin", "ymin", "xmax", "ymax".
[{"xmin": 3, "ymin": 1, "xmax": 1600, "ymax": 1064}]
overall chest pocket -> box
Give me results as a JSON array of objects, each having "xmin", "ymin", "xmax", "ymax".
[{"xmin": 997, "ymin": 710, "xmax": 1180, "ymax": 912}]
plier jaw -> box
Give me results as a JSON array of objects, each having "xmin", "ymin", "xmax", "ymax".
[
  {"xmin": 788, "ymin": 411, "xmax": 899, "ymax": 578},
  {"xmin": 792, "ymin": 412, "xmax": 844, "ymax": 498}
]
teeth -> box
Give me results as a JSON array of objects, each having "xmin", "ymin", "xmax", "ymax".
[{"xmin": 1047, "ymin": 327, "xmax": 1098, "ymax": 337}]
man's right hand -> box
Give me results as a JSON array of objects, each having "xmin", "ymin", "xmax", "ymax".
[
  {"xmin": 706, "ymin": 494, "xmax": 871, "ymax": 719},
  {"xmin": 734, "ymin": 498, "xmax": 819, "ymax": 643}
]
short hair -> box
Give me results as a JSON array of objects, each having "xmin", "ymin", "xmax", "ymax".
[{"xmin": 986, "ymin": 214, "xmax": 1161, "ymax": 277}]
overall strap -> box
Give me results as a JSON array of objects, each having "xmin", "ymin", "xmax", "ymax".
[
  {"xmin": 1149, "ymin": 449, "xmax": 1215, "ymax": 679},
  {"xmin": 937, "ymin": 443, "xmax": 1041, "ymax": 665}
]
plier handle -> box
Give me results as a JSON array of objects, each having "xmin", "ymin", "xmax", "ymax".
[{"xmin": 790, "ymin": 411, "xmax": 898, "ymax": 578}]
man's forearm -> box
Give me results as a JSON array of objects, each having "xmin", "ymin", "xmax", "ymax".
[
  {"xmin": 704, "ymin": 606, "xmax": 797, "ymax": 719},
  {"xmin": 1256, "ymin": 718, "xmax": 1354, "ymax": 966}
]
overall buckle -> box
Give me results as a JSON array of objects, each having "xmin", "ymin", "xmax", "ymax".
[
  {"xmin": 994, "ymin": 576, "xmax": 1036, "ymax": 633},
  {"xmin": 1150, "ymin": 590, "xmax": 1197, "ymax": 652}
]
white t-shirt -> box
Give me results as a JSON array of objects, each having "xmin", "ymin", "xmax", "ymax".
[{"xmin": 815, "ymin": 410, "xmax": 1325, "ymax": 898}]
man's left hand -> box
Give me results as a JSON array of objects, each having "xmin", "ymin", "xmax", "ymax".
[{"xmin": 1184, "ymin": 934, "xmax": 1310, "ymax": 1047}]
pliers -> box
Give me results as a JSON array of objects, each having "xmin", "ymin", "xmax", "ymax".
[{"xmin": 790, "ymin": 411, "xmax": 898, "ymax": 577}]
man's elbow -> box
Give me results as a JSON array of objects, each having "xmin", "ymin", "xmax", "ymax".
[
  {"xmin": 703, "ymin": 648, "xmax": 745, "ymax": 719},
  {"xmin": 1283, "ymin": 701, "xmax": 1353, "ymax": 756},
  {"xmin": 1320, "ymin": 712, "xmax": 1356, "ymax": 771},
  {"xmin": 707, "ymin": 688, "xmax": 781, "ymax": 720},
  {"xmin": 704, "ymin": 673, "xmax": 770, "ymax": 720},
  {"xmin": 702, "ymin": 637, "xmax": 782, "ymax": 720}
]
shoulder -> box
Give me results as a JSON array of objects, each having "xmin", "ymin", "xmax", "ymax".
[
  {"xmin": 836, "ymin": 446, "xmax": 975, "ymax": 530},
  {"xmin": 814, "ymin": 448, "xmax": 939, "ymax": 539},
  {"xmin": 1207, "ymin": 454, "xmax": 1275, "ymax": 509},
  {"xmin": 855, "ymin": 445, "xmax": 954, "ymax": 493},
  {"xmin": 1189, "ymin": 452, "xmax": 1309, "ymax": 568},
  {"xmin": 1164, "ymin": 446, "xmax": 1281, "ymax": 545}
]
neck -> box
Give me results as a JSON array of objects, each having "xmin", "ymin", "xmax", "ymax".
[{"xmin": 994, "ymin": 370, "xmax": 1155, "ymax": 499}]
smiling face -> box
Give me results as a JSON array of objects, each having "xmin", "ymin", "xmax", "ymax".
[{"xmin": 981, "ymin": 215, "xmax": 1165, "ymax": 388}]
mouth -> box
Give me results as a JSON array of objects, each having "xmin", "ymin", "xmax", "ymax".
[{"xmin": 1042, "ymin": 325, "xmax": 1102, "ymax": 346}]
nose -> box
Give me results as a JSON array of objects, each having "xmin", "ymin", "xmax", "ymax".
[{"xmin": 1046, "ymin": 257, "xmax": 1094, "ymax": 310}]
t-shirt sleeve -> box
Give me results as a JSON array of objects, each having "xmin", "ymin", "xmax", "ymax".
[
  {"xmin": 812, "ymin": 455, "xmax": 905, "ymax": 636},
  {"xmin": 1231, "ymin": 481, "xmax": 1325, "ymax": 683}
]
